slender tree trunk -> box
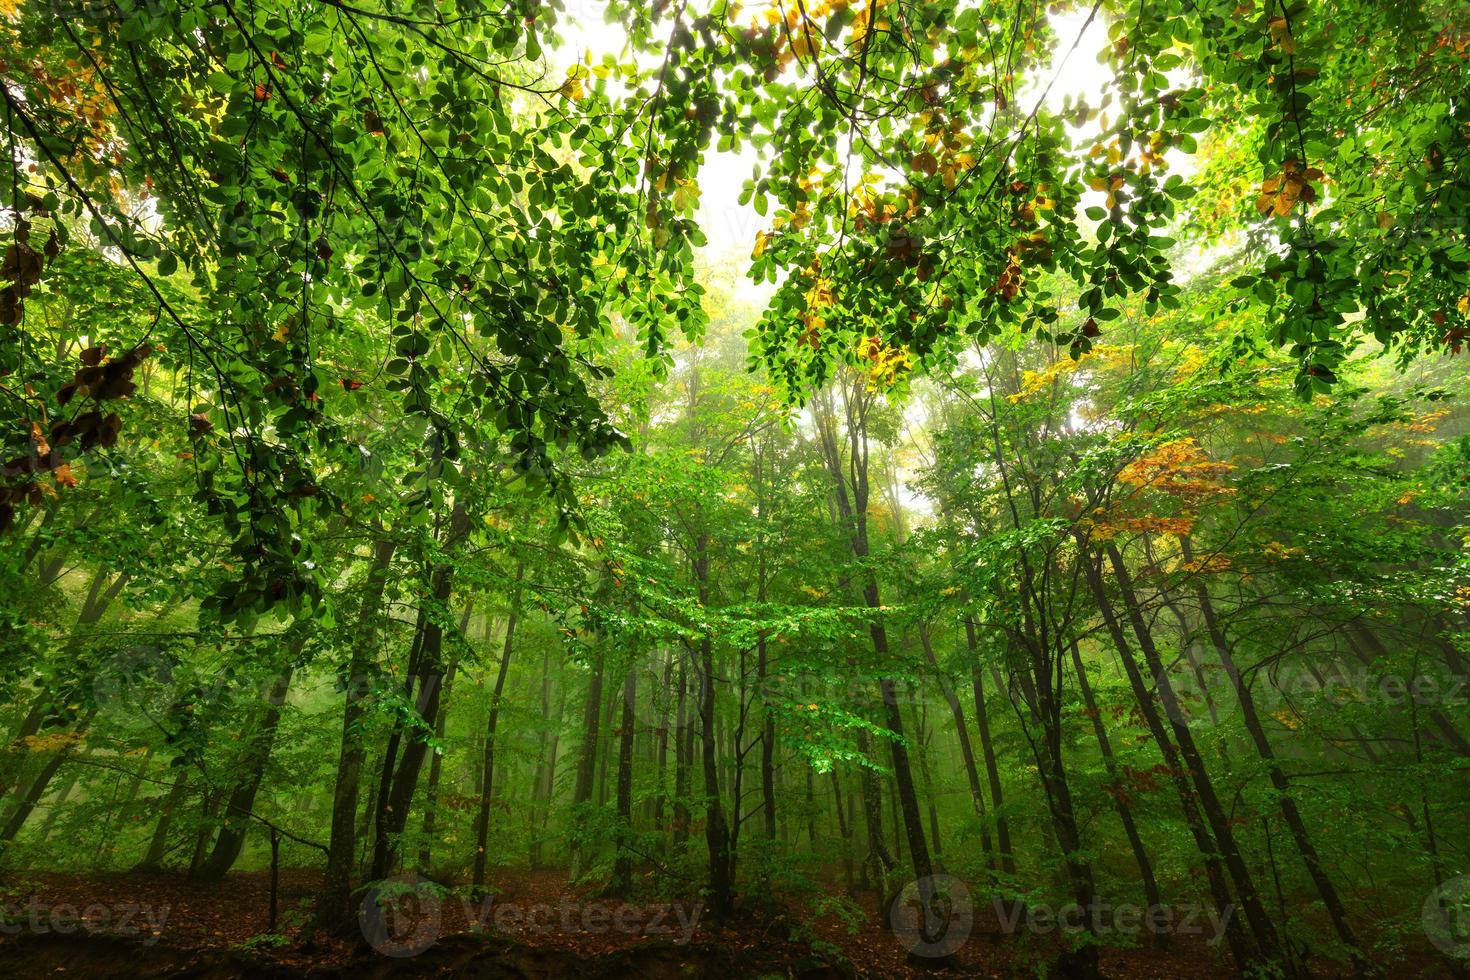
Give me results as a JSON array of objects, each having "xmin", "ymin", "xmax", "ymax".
[
  {"xmin": 672, "ymin": 660, "xmax": 690, "ymax": 847},
  {"xmin": 610, "ymin": 666, "xmax": 637, "ymax": 894},
  {"xmin": 2, "ymin": 569, "xmax": 127, "ymax": 804},
  {"xmin": 965, "ymin": 619, "xmax": 1015, "ymax": 876},
  {"xmin": 471, "ymin": 563, "xmax": 524, "ymax": 893},
  {"xmin": 137, "ymin": 770, "xmax": 188, "ymax": 871},
  {"xmin": 1102, "ymin": 543, "xmax": 1284, "ymax": 967},
  {"xmin": 188, "ymin": 791, "xmax": 218, "ymax": 876},
  {"xmin": 830, "ymin": 769, "xmax": 856, "ymax": 892},
  {"xmin": 316, "ymin": 535, "xmax": 396, "ymax": 929},
  {"xmin": 816, "ymin": 384, "xmax": 936, "ymax": 926},
  {"xmin": 595, "ymin": 675, "xmax": 616, "ymax": 808},
  {"xmin": 0, "ymin": 710, "xmax": 96, "ymax": 846},
  {"xmin": 530, "ymin": 644, "xmax": 560, "ymax": 869},
  {"xmin": 920, "ymin": 625, "xmax": 994, "ymax": 867},
  {"xmin": 758, "ymin": 636, "xmax": 778, "ymax": 841},
  {"xmin": 1069, "ymin": 641, "xmax": 1165, "ymax": 946},
  {"xmin": 418, "ymin": 604, "xmax": 468, "ymax": 872},
  {"xmin": 696, "ymin": 529, "xmax": 734, "ymax": 915},
  {"xmin": 569, "ymin": 640, "xmax": 605, "ymax": 878},
  {"xmin": 912, "ymin": 693, "xmax": 943, "ymax": 863},
  {"xmin": 35, "ymin": 768, "xmax": 81, "ymax": 842},
  {"xmin": 1080, "ymin": 545, "xmax": 1255, "ymax": 970},
  {"xmin": 1181, "ymin": 538, "xmax": 1369, "ymax": 972},
  {"xmin": 651, "ymin": 650, "xmax": 672, "ymax": 835},
  {"xmin": 372, "ymin": 503, "xmax": 470, "ymax": 879},
  {"xmin": 196, "ymin": 664, "xmax": 295, "ymax": 880}
]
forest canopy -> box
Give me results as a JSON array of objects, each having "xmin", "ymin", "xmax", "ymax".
[{"xmin": 1, "ymin": 0, "xmax": 1468, "ymax": 977}]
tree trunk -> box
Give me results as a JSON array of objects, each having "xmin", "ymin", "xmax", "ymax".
[
  {"xmin": 964, "ymin": 619, "xmax": 1015, "ymax": 876},
  {"xmin": 1069, "ymin": 641, "xmax": 1165, "ymax": 947},
  {"xmin": 569, "ymin": 639, "xmax": 606, "ymax": 878},
  {"xmin": 195, "ymin": 664, "xmax": 295, "ymax": 880},
  {"xmin": 137, "ymin": 770, "xmax": 188, "ymax": 871},
  {"xmin": 1102, "ymin": 543, "xmax": 1284, "ymax": 967},
  {"xmin": 530, "ymin": 643, "xmax": 561, "ymax": 869},
  {"xmin": 758, "ymin": 636, "xmax": 778, "ymax": 841},
  {"xmin": 418, "ymin": 604, "xmax": 468, "ymax": 872},
  {"xmin": 0, "ymin": 710, "xmax": 95, "ymax": 846},
  {"xmin": 372, "ymin": 502, "xmax": 470, "ymax": 879},
  {"xmin": 316, "ymin": 535, "xmax": 396, "ymax": 929},
  {"xmin": 672, "ymin": 660, "xmax": 690, "ymax": 847},
  {"xmin": 610, "ymin": 666, "xmax": 637, "ymax": 894},
  {"xmin": 1, "ymin": 568, "xmax": 127, "ymax": 804},
  {"xmin": 696, "ymin": 530, "xmax": 734, "ymax": 915},
  {"xmin": 471, "ymin": 562, "xmax": 524, "ymax": 893},
  {"xmin": 1080, "ymin": 544, "xmax": 1255, "ymax": 970},
  {"xmin": 919, "ymin": 625, "xmax": 994, "ymax": 867},
  {"xmin": 1181, "ymin": 537, "xmax": 1369, "ymax": 972}
]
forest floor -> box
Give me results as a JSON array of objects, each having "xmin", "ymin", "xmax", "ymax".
[{"xmin": 0, "ymin": 867, "xmax": 1425, "ymax": 978}]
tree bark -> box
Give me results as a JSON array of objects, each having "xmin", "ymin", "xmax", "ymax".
[
  {"xmin": 610, "ymin": 666, "xmax": 637, "ymax": 894},
  {"xmin": 137, "ymin": 770, "xmax": 188, "ymax": 871},
  {"xmin": 964, "ymin": 619, "xmax": 1016, "ymax": 876},
  {"xmin": 418, "ymin": 605, "xmax": 469, "ymax": 872},
  {"xmin": 1069, "ymin": 640, "xmax": 1165, "ymax": 946},
  {"xmin": 1181, "ymin": 537, "xmax": 1368, "ymax": 972},
  {"xmin": 569, "ymin": 637, "xmax": 606, "ymax": 879},
  {"xmin": 919, "ymin": 625, "xmax": 994, "ymax": 867},
  {"xmin": 371, "ymin": 502, "xmax": 470, "ymax": 879},
  {"xmin": 316, "ymin": 534, "xmax": 396, "ymax": 929},
  {"xmin": 1080, "ymin": 544, "xmax": 1256, "ymax": 970},
  {"xmin": 195, "ymin": 663, "xmax": 295, "ymax": 880},
  {"xmin": 471, "ymin": 562, "xmax": 524, "ymax": 892},
  {"xmin": 1102, "ymin": 543, "xmax": 1283, "ymax": 966}
]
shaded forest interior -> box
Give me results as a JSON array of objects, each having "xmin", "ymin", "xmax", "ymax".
[{"xmin": 2, "ymin": 0, "xmax": 1470, "ymax": 977}]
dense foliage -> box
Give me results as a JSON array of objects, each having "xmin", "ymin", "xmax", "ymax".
[{"xmin": 1, "ymin": 1, "xmax": 1468, "ymax": 977}]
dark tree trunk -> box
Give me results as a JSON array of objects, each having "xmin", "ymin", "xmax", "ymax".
[
  {"xmin": 610, "ymin": 666, "xmax": 637, "ymax": 894},
  {"xmin": 672, "ymin": 661, "xmax": 690, "ymax": 847},
  {"xmin": 919, "ymin": 625, "xmax": 993, "ymax": 866},
  {"xmin": 471, "ymin": 563, "xmax": 523, "ymax": 892},
  {"xmin": 372, "ymin": 503, "xmax": 470, "ymax": 880},
  {"xmin": 529, "ymin": 643, "xmax": 561, "ymax": 869},
  {"xmin": 1, "ymin": 569, "xmax": 127, "ymax": 806},
  {"xmin": 569, "ymin": 638, "xmax": 606, "ymax": 879},
  {"xmin": 196, "ymin": 664, "xmax": 295, "ymax": 880},
  {"xmin": 758, "ymin": 635, "xmax": 777, "ymax": 841},
  {"xmin": 651, "ymin": 651, "xmax": 672, "ymax": 835},
  {"xmin": 1069, "ymin": 641, "xmax": 1165, "ymax": 947},
  {"xmin": 1102, "ymin": 543, "xmax": 1284, "ymax": 967},
  {"xmin": 1080, "ymin": 544, "xmax": 1256, "ymax": 971},
  {"xmin": 965, "ymin": 619, "xmax": 1015, "ymax": 876},
  {"xmin": 1182, "ymin": 537, "xmax": 1368, "ymax": 972},
  {"xmin": 137, "ymin": 770, "xmax": 188, "ymax": 871},
  {"xmin": 0, "ymin": 710, "xmax": 95, "ymax": 846},
  {"xmin": 696, "ymin": 530, "xmax": 734, "ymax": 915},
  {"xmin": 418, "ymin": 605, "xmax": 469, "ymax": 872},
  {"xmin": 316, "ymin": 535, "xmax": 396, "ymax": 930}
]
